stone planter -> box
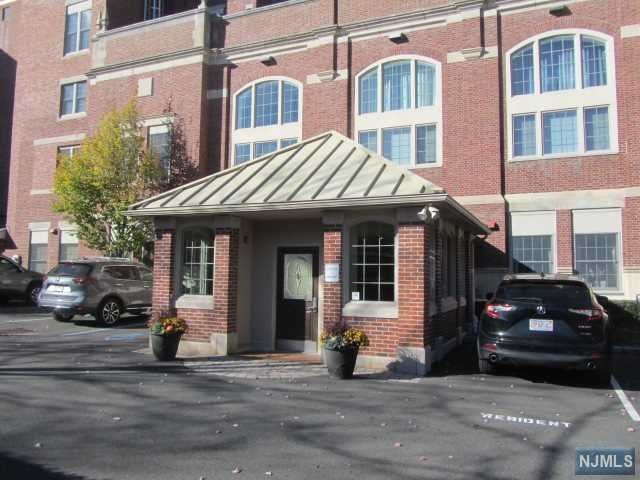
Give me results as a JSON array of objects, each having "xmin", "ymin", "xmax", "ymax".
[
  {"xmin": 324, "ymin": 346, "xmax": 359, "ymax": 379},
  {"xmin": 150, "ymin": 332, "xmax": 182, "ymax": 361}
]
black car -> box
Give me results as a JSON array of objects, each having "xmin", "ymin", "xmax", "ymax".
[
  {"xmin": 0, "ymin": 255, "xmax": 44, "ymax": 305},
  {"xmin": 478, "ymin": 274, "xmax": 611, "ymax": 381}
]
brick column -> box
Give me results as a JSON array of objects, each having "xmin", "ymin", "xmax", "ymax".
[
  {"xmin": 322, "ymin": 226, "xmax": 343, "ymax": 328},
  {"xmin": 397, "ymin": 221, "xmax": 430, "ymax": 375},
  {"xmin": 152, "ymin": 228, "xmax": 176, "ymax": 320},
  {"xmin": 213, "ymin": 227, "xmax": 239, "ymax": 335},
  {"xmin": 557, "ymin": 210, "xmax": 574, "ymax": 274}
]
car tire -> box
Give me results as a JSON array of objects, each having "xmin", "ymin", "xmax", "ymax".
[
  {"xmin": 478, "ymin": 358, "xmax": 496, "ymax": 375},
  {"xmin": 97, "ymin": 298, "xmax": 123, "ymax": 327},
  {"xmin": 53, "ymin": 311, "xmax": 74, "ymax": 322},
  {"xmin": 26, "ymin": 283, "xmax": 42, "ymax": 306}
]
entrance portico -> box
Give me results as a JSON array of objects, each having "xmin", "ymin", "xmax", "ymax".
[{"xmin": 128, "ymin": 131, "xmax": 489, "ymax": 375}]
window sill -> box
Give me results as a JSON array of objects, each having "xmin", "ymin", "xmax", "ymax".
[
  {"xmin": 175, "ymin": 294, "xmax": 214, "ymax": 310},
  {"xmin": 509, "ymin": 149, "xmax": 619, "ymax": 163},
  {"xmin": 342, "ymin": 301, "xmax": 398, "ymax": 319},
  {"xmin": 58, "ymin": 112, "xmax": 87, "ymax": 122},
  {"xmin": 63, "ymin": 50, "xmax": 90, "ymax": 59}
]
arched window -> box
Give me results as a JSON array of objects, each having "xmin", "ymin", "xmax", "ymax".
[
  {"xmin": 350, "ymin": 222, "xmax": 395, "ymax": 302},
  {"xmin": 232, "ymin": 78, "xmax": 302, "ymax": 165},
  {"xmin": 507, "ymin": 30, "xmax": 617, "ymax": 160},
  {"xmin": 355, "ymin": 56, "xmax": 441, "ymax": 168},
  {"xmin": 180, "ymin": 228, "xmax": 214, "ymax": 296}
]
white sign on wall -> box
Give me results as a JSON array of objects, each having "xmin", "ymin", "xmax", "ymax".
[{"xmin": 325, "ymin": 263, "xmax": 340, "ymax": 283}]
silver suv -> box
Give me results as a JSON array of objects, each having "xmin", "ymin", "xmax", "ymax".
[{"xmin": 38, "ymin": 258, "xmax": 153, "ymax": 326}]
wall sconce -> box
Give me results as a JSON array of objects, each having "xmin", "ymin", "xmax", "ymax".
[
  {"xmin": 260, "ymin": 55, "xmax": 277, "ymax": 66},
  {"xmin": 549, "ymin": 5, "xmax": 571, "ymax": 16},
  {"xmin": 388, "ymin": 31, "xmax": 408, "ymax": 44}
]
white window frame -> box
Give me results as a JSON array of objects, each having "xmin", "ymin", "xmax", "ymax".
[
  {"xmin": 144, "ymin": 0, "xmax": 166, "ymax": 20},
  {"xmin": 59, "ymin": 228, "xmax": 79, "ymax": 262},
  {"xmin": 59, "ymin": 80, "xmax": 87, "ymax": 117},
  {"xmin": 175, "ymin": 226, "xmax": 215, "ymax": 298},
  {"xmin": 509, "ymin": 211, "xmax": 557, "ymax": 274},
  {"xmin": 28, "ymin": 228, "xmax": 49, "ymax": 274},
  {"xmin": 64, "ymin": 0, "xmax": 91, "ymax": 56},
  {"xmin": 232, "ymin": 76, "xmax": 302, "ymax": 166},
  {"xmin": 355, "ymin": 55, "xmax": 443, "ymax": 168},
  {"xmin": 572, "ymin": 208, "xmax": 623, "ymax": 293},
  {"xmin": 57, "ymin": 145, "xmax": 82, "ymax": 159},
  {"xmin": 506, "ymin": 29, "xmax": 618, "ymax": 162}
]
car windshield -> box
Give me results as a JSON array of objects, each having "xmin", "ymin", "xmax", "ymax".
[
  {"xmin": 495, "ymin": 282, "xmax": 592, "ymax": 308},
  {"xmin": 48, "ymin": 263, "xmax": 92, "ymax": 277}
]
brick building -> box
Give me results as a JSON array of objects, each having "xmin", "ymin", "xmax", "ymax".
[{"xmin": 1, "ymin": 0, "xmax": 639, "ymax": 371}]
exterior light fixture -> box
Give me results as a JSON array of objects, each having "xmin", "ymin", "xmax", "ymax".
[
  {"xmin": 260, "ymin": 55, "xmax": 277, "ymax": 66},
  {"xmin": 549, "ymin": 5, "xmax": 571, "ymax": 16},
  {"xmin": 387, "ymin": 31, "xmax": 408, "ymax": 44}
]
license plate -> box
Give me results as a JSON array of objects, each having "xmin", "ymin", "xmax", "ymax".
[
  {"xmin": 529, "ymin": 319, "xmax": 553, "ymax": 332},
  {"xmin": 48, "ymin": 285, "xmax": 70, "ymax": 294}
]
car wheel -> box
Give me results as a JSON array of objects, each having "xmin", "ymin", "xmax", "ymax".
[
  {"xmin": 26, "ymin": 283, "xmax": 42, "ymax": 306},
  {"xmin": 97, "ymin": 298, "xmax": 122, "ymax": 327},
  {"xmin": 53, "ymin": 311, "xmax": 74, "ymax": 322},
  {"xmin": 478, "ymin": 358, "xmax": 496, "ymax": 375}
]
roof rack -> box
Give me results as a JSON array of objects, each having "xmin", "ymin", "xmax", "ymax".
[{"xmin": 76, "ymin": 256, "xmax": 133, "ymax": 262}]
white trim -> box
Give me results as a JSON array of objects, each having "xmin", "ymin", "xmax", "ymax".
[
  {"xmin": 306, "ymin": 69, "xmax": 348, "ymax": 85},
  {"xmin": 28, "ymin": 222, "xmax": 51, "ymax": 232},
  {"xmin": 455, "ymin": 194, "xmax": 504, "ymax": 206},
  {"xmin": 342, "ymin": 301, "xmax": 398, "ymax": 319},
  {"xmin": 175, "ymin": 294, "xmax": 214, "ymax": 310},
  {"xmin": 89, "ymin": 54, "xmax": 204, "ymax": 84},
  {"xmin": 231, "ymin": 76, "xmax": 303, "ymax": 166},
  {"xmin": 30, "ymin": 189, "xmax": 53, "ymax": 196},
  {"xmin": 33, "ymin": 133, "xmax": 86, "ymax": 146},
  {"xmin": 355, "ymin": 55, "xmax": 443, "ymax": 168},
  {"xmin": 505, "ymin": 29, "xmax": 618, "ymax": 162},
  {"xmin": 446, "ymin": 46, "xmax": 497, "ymax": 63},
  {"xmin": 207, "ymin": 88, "xmax": 228, "ymax": 99},
  {"xmin": 141, "ymin": 116, "xmax": 173, "ymax": 128},
  {"xmin": 506, "ymin": 187, "xmax": 640, "ymax": 211},
  {"xmin": 58, "ymin": 112, "xmax": 87, "ymax": 122},
  {"xmin": 621, "ymin": 24, "xmax": 640, "ymax": 39}
]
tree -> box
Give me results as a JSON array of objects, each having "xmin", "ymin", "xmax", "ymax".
[{"xmin": 53, "ymin": 101, "xmax": 162, "ymax": 258}]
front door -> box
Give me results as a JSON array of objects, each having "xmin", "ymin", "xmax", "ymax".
[{"xmin": 276, "ymin": 247, "xmax": 319, "ymax": 352}]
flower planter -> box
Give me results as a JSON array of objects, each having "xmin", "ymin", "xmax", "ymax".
[
  {"xmin": 324, "ymin": 346, "xmax": 359, "ymax": 379},
  {"xmin": 151, "ymin": 332, "xmax": 182, "ymax": 361}
]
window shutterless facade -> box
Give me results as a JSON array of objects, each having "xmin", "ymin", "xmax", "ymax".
[
  {"xmin": 506, "ymin": 30, "xmax": 617, "ymax": 160},
  {"xmin": 57, "ymin": 145, "xmax": 81, "ymax": 160},
  {"xmin": 350, "ymin": 222, "xmax": 395, "ymax": 302},
  {"xmin": 148, "ymin": 125, "xmax": 171, "ymax": 174},
  {"xmin": 60, "ymin": 81, "xmax": 87, "ymax": 116},
  {"xmin": 29, "ymin": 230, "xmax": 48, "ymax": 274},
  {"xmin": 355, "ymin": 56, "xmax": 442, "ymax": 167},
  {"xmin": 64, "ymin": 1, "xmax": 91, "ymax": 55},
  {"xmin": 512, "ymin": 235, "xmax": 553, "ymax": 274},
  {"xmin": 232, "ymin": 77, "xmax": 302, "ymax": 166},
  {"xmin": 575, "ymin": 233, "xmax": 619, "ymax": 290},
  {"xmin": 181, "ymin": 229, "xmax": 214, "ymax": 296},
  {"xmin": 59, "ymin": 230, "xmax": 79, "ymax": 262}
]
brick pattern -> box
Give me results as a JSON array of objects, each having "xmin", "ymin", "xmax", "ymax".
[
  {"xmin": 151, "ymin": 229, "xmax": 176, "ymax": 320},
  {"xmin": 556, "ymin": 210, "xmax": 574, "ymax": 273},
  {"xmin": 624, "ymin": 198, "xmax": 640, "ymax": 267},
  {"xmin": 212, "ymin": 228, "xmax": 239, "ymax": 334},
  {"xmin": 433, "ymin": 224, "xmax": 443, "ymax": 340},
  {"xmin": 322, "ymin": 227, "xmax": 342, "ymax": 328},
  {"xmin": 343, "ymin": 316, "xmax": 398, "ymax": 357}
]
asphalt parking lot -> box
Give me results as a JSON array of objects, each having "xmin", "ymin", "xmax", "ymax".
[{"xmin": 0, "ymin": 305, "xmax": 638, "ymax": 480}]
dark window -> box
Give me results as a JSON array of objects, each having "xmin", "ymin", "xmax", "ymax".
[
  {"xmin": 350, "ymin": 222, "xmax": 395, "ymax": 302},
  {"xmin": 0, "ymin": 258, "xmax": 18, "ymax": 273},
  {"xmin": 256, "ymin": 0, "xmax": 289, "ymax": 6},
  {"xmin": 49, "ymin": 263, "xmax": 92, "ymax": 277},
  {"xmin": 496, "ymin": 282, "xmax": 592, "ymax": 308},
  {"xmin": 181, "ymin": 229, "xmax": 214, "ymax": 296}
]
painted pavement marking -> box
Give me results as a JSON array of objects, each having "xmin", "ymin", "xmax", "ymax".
[
  {"xmin": 611, "ymin": 375, "xmax": 640, "ymax": 422},
  {"xmin": 480, "ymin": 412, "xmax": 572, "ymax": 429},
  {"xmin": 62, "ymin": 328, "xmax": 110, "ymax": 337}
]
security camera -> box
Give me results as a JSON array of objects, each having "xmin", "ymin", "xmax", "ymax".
[{"xmin": 417, "ymin": 205, "xmax": 440, "ymax": 223}]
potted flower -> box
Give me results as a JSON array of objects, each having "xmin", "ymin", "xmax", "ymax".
[
  {"xmin": 320, "ymin": 322, "xmax": 369, "ymax": 379},
  {"xmin": 149, "ymin": 317, "xmax": 188, "ymax": 361}
]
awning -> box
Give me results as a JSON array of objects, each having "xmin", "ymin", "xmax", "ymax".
[{"xmin": 128, "ymin": 131, "xmax": 490, "ymax": 235}]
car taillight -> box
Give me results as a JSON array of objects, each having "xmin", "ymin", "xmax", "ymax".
[
  {"xmin": 485, "ymin": 302, "xmax": 515, "ymax": 319},
  {"xmin": 72, "ymin": 277, "xmax": 93, "ymax": 285},
  {"xmin": 569, "ymin": 308, "xmax": 604, "ymax": 321}
]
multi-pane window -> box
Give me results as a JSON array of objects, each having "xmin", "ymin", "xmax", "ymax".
[
  {"xmin": 234, "ymin": 143, "xmax": 251, "ymax": 164},
  {"xmin": 60, "ymin": 81, "xmax": 87, "ymax": 116},
  {"xmin": 282, "ymin": 82, "xmax": 299, "ymax": 124},
  {"xmin": 181, "ymin": 229, "xmax": 214, "ymax": 296},
  {"xmin": 144, "ymin": 0, "xmax": 166, "ymax": 20},
  {"xmin": 255, "ymin": 81, "xmax": 279, "ymax": 127},
  {"xmin": 383, "ymin": 61, "xmax": 411, "ymax": 111},
  {"xmin": 513, "ymin": 114, "xmax": 536, "ymax": 157},
  {"xmin": 29, "ymin": 230, "xmax": 48, "ymax": 274},
  {"xmin": 512, "ymin": 235, "xmax": 553, "ymax": 274},
  {"xmin": 280, "ymin": 138, "xmax": 298, "ymax": 148},
  {"xmin": 382, "ymin": 127, "xmax": 411, "ymax": 166},
  {"xmin": 254, "ymin": 140, "xmax": 278, "ymax": 159},
  {"xmin": 358, "ymin": 130, "xmax": 378, "ymax": 153},
  {"xmin": 57, "ymin": 145, "xmax": 81, "ymax": 160},
  {"xmin": 415, "ymin": 125, "xmax": 436, "ymax": 164},
  {"xmin": 350, "ymin": 222, "xmax": 395, "ymax": 302},
  {"xmin": 584, "ymin": 106, "xmax": 610, "ymax": 151},
  {"xmin": 148, "ymin": 125, "xmax": 171, "ymax": 173},
  {"xmin": 540, "ymin": 36, "xmax": 575, "ymax": 92},
  {"xmin": 581, "ymin": 37, "xmax": 607, "ymax": 88},
  {"xmin": 357, "ymin": 57, "xmax": 440, "ymax": 167},
  {"xmin": 511, "ymin": 44, "xmax": 534, "ymax": 96},
  {"xmin": 575, "ymin": 233, "xmax": 618, "ymax": 290},
  {"xmin": 359, "ymin": 69, "xmax": 377, "ymax": 114},
  {"xmin": 236, "ymin": 89, "xmax": 252, "ymax": 129},
  {"xmin": 64, "ymin": 2, "xmax": 91, "ymax": 55},
  {"xmin": 543, "ymin": 110, "xmax": 578, "ymax": 155},
  {"xmin": 59, "ymin": 230, "xmax": 79, "ymax": 262}
]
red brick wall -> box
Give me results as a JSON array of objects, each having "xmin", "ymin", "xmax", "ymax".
[
  {"xmin": 556, "ymin": 210, "xmax": 574, "ymax": 272},
  {"xmin": 322, "ymin": 227, "xmax": 342, "ymax": 327},
  {"xmin": 343, "ymin": 316, "xmax": 397, "ymax": 357},
  {"xmin": 152, "ymin": 229, "xmax": 176, "ymax": 320},
  {"xmin": 212, "ymin": 227, "xmax": 239, "ymax": 334},
  {"xmin": 624, "ymin": 198, "xmax": 640, "ymax": 268}
]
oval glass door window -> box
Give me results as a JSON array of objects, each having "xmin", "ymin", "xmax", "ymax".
[{"xmin": 283, "ymin": 254, "xmax": 313, "ymax": 301}]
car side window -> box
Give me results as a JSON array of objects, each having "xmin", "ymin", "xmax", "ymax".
[
  {"xmin": 139, "ymin": 267, "xmax": 153, "ymax": 281},
  {"xmin": 0, "ymin": 258, "xmax": 18, "ymax": 273},
  {"xmin": 123, "ymin": 266, "xmax": 140, "ymax": 281}
]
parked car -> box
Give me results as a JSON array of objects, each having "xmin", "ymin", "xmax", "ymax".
[
  {"xmin": 478, "ymin": 274, "xmax": 611, "ymax": 381},
  {"xmin": 0, "ymin": 255, "xmax": 44, "ymax": 305},
  {"xmin": 38, "ymin": 258, "xmax": 153, "ymax": 326}
]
